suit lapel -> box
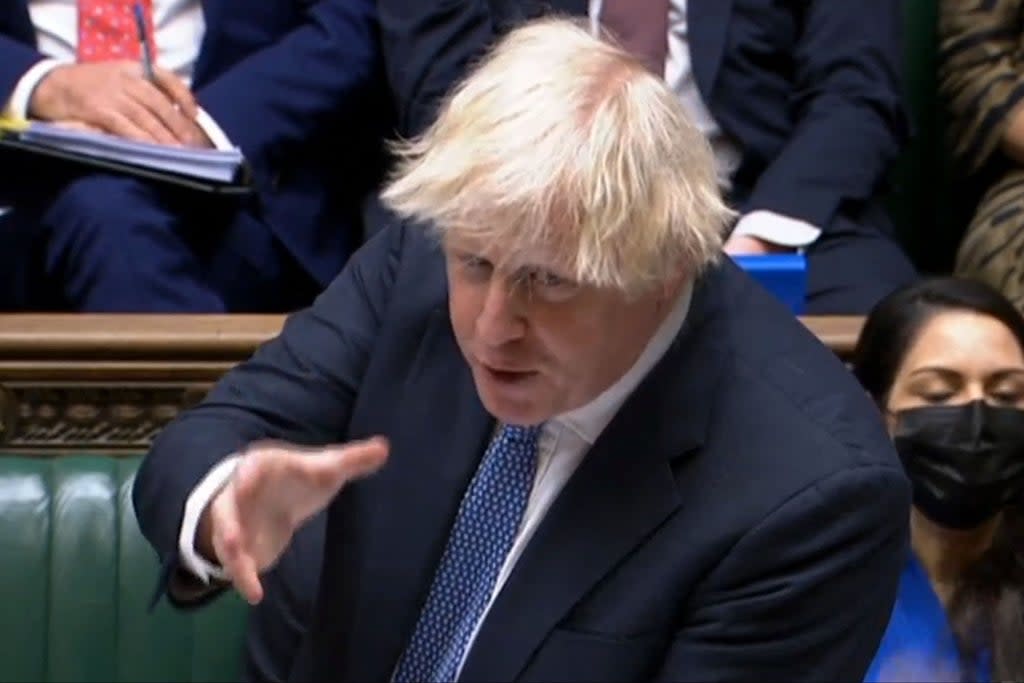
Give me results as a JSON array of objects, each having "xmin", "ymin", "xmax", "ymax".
[
  {"xmin": 687, "ymin": 0, "xmax": 733, "ymax": 102},
  {"xmin": 344, "ymin": 311, "xmax": 495, "ymax": 682},
  {"xmin": 460, "ymin": 273, "xmax": 730, "ymax": 681}
]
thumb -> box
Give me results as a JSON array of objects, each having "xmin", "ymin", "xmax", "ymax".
[{"xmin": 302, "ymin": 437, "xmax": 390, "ymax": 492}]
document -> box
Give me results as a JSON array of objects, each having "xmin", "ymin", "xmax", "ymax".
[
  {"xmin": 0, "ymin": 117, "xmax": 248, "ymax": 189},
  {"xmin": 6, "ymin": 119, "xmax": 244, "ymax": 182}
]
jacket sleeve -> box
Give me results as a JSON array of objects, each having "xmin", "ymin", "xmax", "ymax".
[
  {"xmin": 654, "ymin": 464, "xmax": 909, "ymax": 681},
  {"xmin": 0, "ymin": 36, "xmax": 47, "ymax": 108},
  {"xmin": 377, "ymin": 0, "xmax": 497, "ymax": 137},
  {"xmin": 131, "ymin": 220, "xmax": 407, "ymax": 601},
  {"xmin": 195, "ymin": 0, "xmax": 383, "ymax": 179},
  {"xmin": 939, "ymin": 0, "xmax": 1024, "ymax": 175},
  {"xmin": 741, "ymin": 0, "xmax": 908, "ymax": 231}
]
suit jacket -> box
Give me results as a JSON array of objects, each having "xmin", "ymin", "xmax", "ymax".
[
  {"xmin": 378, "ymin": 0, "xmax": 908, "ymax": 233},
  {"xmin": 0, "ymin": 0, "xmax": 391, "ymax": 285},
  {"xmin": 133, "ymin": 219, "xmax": 911, "ymax": 681}
]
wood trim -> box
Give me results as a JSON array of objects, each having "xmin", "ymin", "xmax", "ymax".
[
  {"xmin": 0, "ymin": 314, "xmax": 281, "ymax": 360},
  {"xmin": 0, "ymin": 314, "xmax": 862, "ymax": 361},
  {"xmin": 0, "ymin": 314, "xmax": 863, "ymax": 454}
]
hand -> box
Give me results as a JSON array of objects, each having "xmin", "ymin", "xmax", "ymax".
[
  {"xmin": 182, "ymin": 119, "xmax": 215, "ymax": 149},
  {"xmin": 201, "ymin": 437, "xmax": 389, "ymax": 604},
  {"xmin": 50, "ymin": 120, "xmax": 104, "ymax": 133},
  {"xmin": 723, "ymin": 234, "xmax": 793, "ymax": 255},
  {"xmin": 29, "ymin": 61, "xmax": 200, "ymax": 146}
]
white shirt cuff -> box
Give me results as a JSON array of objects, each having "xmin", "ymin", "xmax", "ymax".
[
  {"xmin": 731, "ymin": 210, "xmax": 822, "ymax": 249},
  {"xmin": 178, "ymin": 454, "xmax": 241, "ymax": 583},
  {"xmin": 3, "ymin": 58, "xmax": 69, "ymax": 120},
  {"xmin": 193, "ymin": 107, "xmax": 235, "ymax": 151}
]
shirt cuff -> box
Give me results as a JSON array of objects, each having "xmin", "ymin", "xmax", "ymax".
[
  {"xmin": 194, "ymin": 107, "xmax": 235, "ymax": 151},
  {"xmin": 177, "ymin": 455, "xmax": 241, "ymax": 584},
  {"xmin": 3, "ymin": 58, "xmax": 69, "ymax": 120},
  {"xmin": 731, "ymin": 210, "xmax": 821, "ymax": 249}
]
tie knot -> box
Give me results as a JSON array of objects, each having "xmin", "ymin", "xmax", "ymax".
[{"xmin": 501, "ymin": 424, "xmax": 542, "ymax": 444}]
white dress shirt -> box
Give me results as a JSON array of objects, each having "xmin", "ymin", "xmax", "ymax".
[
  {"xmin": 3, "ymin": 0, "xmax": 233, "ymax": 150},
  {"xmin": 177, "ymin": 280, "xmax": 694, "ymax": 675},
  {"xmin": 590, "ymin": 0, "xmax": 820, "ymax": 247}
]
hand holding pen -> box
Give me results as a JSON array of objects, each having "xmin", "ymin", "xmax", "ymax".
[{"xmin": 26, "ymin": 5, "xmax": 198, "ymax": 145}]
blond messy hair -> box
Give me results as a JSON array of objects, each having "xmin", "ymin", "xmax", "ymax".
[{"xmin": 381, "ymin": 16, "xmax": 735, "ymax": 294}]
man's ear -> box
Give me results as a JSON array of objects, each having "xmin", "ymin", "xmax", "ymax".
[{"xmin": 657, "ymin": 260, "xmax": 690, "ymax": 300}]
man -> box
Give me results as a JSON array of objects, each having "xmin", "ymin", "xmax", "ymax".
[
  {"xmin": 0, "ymin": 0, "xmax": 389, "ymax": 311},
  {"xmin": 134, "ymin": 19, "xmax": 909, "ymax": 681},
  {"xmin": 377, "ymin": 0, "xmax": 919, "ymax": 314}
]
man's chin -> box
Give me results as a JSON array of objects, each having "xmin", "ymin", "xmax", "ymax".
[{"xmin": 476, "ymin": 386, "xmax": 549, "ymax": 427}]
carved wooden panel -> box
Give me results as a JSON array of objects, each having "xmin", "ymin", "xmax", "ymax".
[{"xmin": 0, "ymin": 383, "xmax": 209, "ymax": 452}]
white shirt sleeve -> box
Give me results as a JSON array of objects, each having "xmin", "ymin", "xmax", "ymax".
[
  {"xmin": 731, "ymin": 210, "xmax": 822, "ymax": 248},
  {"xmin": 177, "ymin": 455, "xmax": 241, "ymax": 583},
  {"xmin": 3, "ymin": 58, "xmax": 69, "ymax": 119}
]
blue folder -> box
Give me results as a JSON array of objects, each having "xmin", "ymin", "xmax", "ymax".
[{"xmin": 733, "ymin": 253, "xmax": 807, "ymax": 314}]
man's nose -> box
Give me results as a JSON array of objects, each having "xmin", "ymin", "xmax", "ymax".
[{"xmin": 475, "ymin": 279, "xmax": 526, "ymax": 347}]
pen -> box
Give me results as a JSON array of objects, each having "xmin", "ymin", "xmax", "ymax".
[{"xmin": 133, "ymin": 2, "xmax": 156, "ymax": 82}]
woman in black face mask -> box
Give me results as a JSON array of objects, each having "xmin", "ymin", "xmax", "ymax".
[{"xmin": 854, "ymin": 277, "xmax": 1024, "ymax": 683}]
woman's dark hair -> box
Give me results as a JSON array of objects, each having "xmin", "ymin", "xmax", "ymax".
[
  {"xmin": 852, "ymin": 276, "xmax": 1024, "ymax": 681},
  {"xmin": 853, "ymin": 276, "xmax": 1024, "ymax": 402}
]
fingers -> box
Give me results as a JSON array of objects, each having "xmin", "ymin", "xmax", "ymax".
[
  {"xmin": 96, "ymin": 105, "xmax": 165, "ymax": 144},
  {"xmin": 305, "ymin": 437, "xmax": 390, "ymax": 492},
  {"xmin": 210, "ymin": 485, "xmax": 265, "ymax": 604},
  {"xmin": 337, "ymin": 437, "xmax": 391, "ymax": 480},
  {"xmin": 152, "ymin": 66, "xmax": 198, "ymax": 118},
  {"xmin": 124, "ymin": 79, "xmax": 197, "ymax": 144},
  {"xmin": 52, "ymin": 120, "xmax": 104, "ymax": 133}
]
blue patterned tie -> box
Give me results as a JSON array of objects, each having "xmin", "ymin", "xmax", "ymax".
[{"xmin": 393, "ymin": 423, "xmax": 543, "ymax": 682}]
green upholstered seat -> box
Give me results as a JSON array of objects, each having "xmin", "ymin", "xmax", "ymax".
[{"xmin": 0, "ymin": 454, "xmax": 247, "ymax": 682}]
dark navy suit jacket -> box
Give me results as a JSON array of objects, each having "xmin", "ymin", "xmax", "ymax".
[
  {"xmin": 0, "ymin": 0, "xmax": 390, "ymax": 285},
  {"xmin": 134, "ymin": 219, "xmax": 911, "ymax": 681},
  {"xmin": 379, "ymin": 0, "xmax": 908, "ymax": 234}
]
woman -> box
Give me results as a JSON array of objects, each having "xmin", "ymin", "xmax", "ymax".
[{"xmin": 853, "ymin": 277, "xmax": 1024, "ymax": 682}]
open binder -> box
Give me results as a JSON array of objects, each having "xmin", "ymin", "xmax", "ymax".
[{"xmin": 0, "ymin": 118, "xmax": 252, "ymax": 195}]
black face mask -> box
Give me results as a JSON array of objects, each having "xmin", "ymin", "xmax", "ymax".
[{"xmin": 893, "ymin": 400, "xmax": 1024, "ymax": 530}]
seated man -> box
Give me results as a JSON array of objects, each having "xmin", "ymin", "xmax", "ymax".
[
  {"xmin": 0, "ymin": 0, "xmax": 390, "ymax": 311},
  {"xmin": 377, "ymin": 0, "xmax": 919, "ymax": 314},
  {"xmin": 134, "ymin": 18, "xmax": 909, "ymax": 681}
]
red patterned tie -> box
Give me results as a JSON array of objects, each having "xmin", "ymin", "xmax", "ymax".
[
  {"xmin": 601, "ymin": 0, "xmax": 670, "ymax": 75},
  {"xmin": 77, "ymin": 0, "xmax": 156, "ymax": 63}
]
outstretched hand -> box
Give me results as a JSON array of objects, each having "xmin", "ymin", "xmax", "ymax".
[{"xmin": 201, "ymin": 437, "xmax": 389, "ymax": 604}]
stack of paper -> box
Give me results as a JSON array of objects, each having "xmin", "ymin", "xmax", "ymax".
[{"xmin": 14, "ymin": 121, "xmax": 244, "ymax": 183}]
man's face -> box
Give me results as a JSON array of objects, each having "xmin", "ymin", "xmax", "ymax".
[{"xmin": 445, "ymin": 236, "xmax": 674, "ymax": 426}]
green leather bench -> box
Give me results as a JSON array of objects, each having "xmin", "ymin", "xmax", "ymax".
[{"xmin": 0, "ymin": 454, "xmax": 247, "ymax": 683}]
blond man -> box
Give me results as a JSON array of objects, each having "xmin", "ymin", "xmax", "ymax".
[{"xmin": 135, "ymin": 18, "xmax": 908, "ymax": 682}]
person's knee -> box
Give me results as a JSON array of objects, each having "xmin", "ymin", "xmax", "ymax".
[
  {"xmin": 43, "ymin": 175, "xmax": 160, "ymax": 248},
  {"xmin": 36, "ymin": 175, "xmax": 225, "ymax": 311},
  {"xmin": 805, "ymin": 225, "xmax": 918, "ymax": 315}
]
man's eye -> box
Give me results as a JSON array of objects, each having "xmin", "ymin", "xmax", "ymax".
[
  {"xmin": 530, "ymin": 270, "xmax": 569, "ymax": 288},
  {"xmin": 461, "ymin": 255, "xmax": 491, "ymax": 273}
]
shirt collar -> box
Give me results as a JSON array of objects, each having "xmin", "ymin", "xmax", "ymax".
[{"xmin": 554, "ymin": 281, "xmax": 694, "ymax": 445}]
